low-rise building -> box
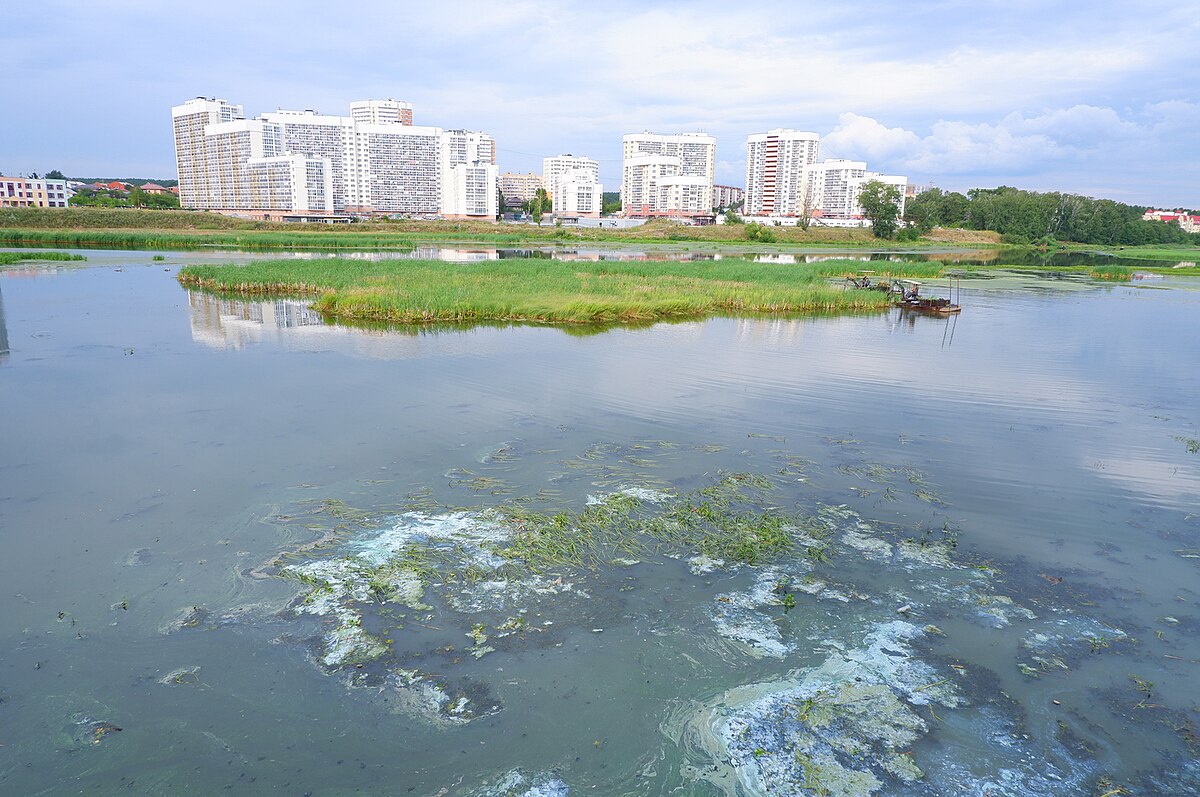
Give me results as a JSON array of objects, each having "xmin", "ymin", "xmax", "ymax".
[
  {"xmin": 1143, "ymin": 209, "xmax": 1199, "ymax": 232},
  {"xmin": 0, "ymin": 176, "xmax": 70, "ymax": 208}
]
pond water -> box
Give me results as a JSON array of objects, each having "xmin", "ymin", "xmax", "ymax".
[{"xmin": 2, "ymin": 249, "xmax": 1199, "ymax": 796}]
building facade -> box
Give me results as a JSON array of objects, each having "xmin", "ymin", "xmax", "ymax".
[
  {"xmin": 803, "ymin": 159, "xmax": 907, "ymax": 221},
  {"xmin": 172, "ymin": 97, "xmax": 496, "ymax": 221},
  {"xmin": 621, "ymin": 132, "xmax": 716, "ymax": 217},
  {"xmin": 498, "ymin": 172, "xmax": 543, "ymax": 208},
  {"xmin": 743, "ymin": 129, "xmax": 820, "ymax": 216},
  {"xmin": 550, "ymin": 169, "xmax": 603, "ymax": 217},
  {"xmin": 542, "ymin": 155, "xmax": 599, "ymax": 200},
  {"xmin": 712, "ymin": 184, "xmax": 745, "ymax": 211},
  {"xmin": 0, "ymin": 176, "xmax": 70, "ymax": 208}
]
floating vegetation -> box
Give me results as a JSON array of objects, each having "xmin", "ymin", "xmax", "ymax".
[
  {"xmin": 1175, "ymin": 435, "xmax": 1200, "ymax": 454},
  {"xmin": 685, "ymin": 622, "xmax": 961, "ymax": 796}
]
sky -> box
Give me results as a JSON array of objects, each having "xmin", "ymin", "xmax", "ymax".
[{"xmin": 2, "ymin": 0, "xmax": 1197, "ymax": 208}]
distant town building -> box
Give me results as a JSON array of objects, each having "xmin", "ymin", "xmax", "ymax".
[
  {"xmin": 542, "ymin": 155, "xmax": 599, "ymax": 200},
  {"xmin": 712, "ymin": 185, "xmax": 744, "ymax": 211},
  {"xmin": 0, "ymin": 176, "xmax": 69, "ymax": 208},
  {"xmin": 744, "ymin": 129, "xmax": 820, "ymax": 216},
  {"xmin": 171, "ymin": 96, "xmax": 496, "ymax": 221},
  {"xmin": 1143, "ymin": 209, "xmax": 1199, "ymax": 232},
  {"xmin": 498, "ymin": 172, "xmax": 542, "ymax": 208},
  {"xmin": 139, "ymin": 183, "xmax": 173, "ymax": 195},
  {"xmin": 621, "ymin": 132, "xmax": 716, "ymax": 218}
]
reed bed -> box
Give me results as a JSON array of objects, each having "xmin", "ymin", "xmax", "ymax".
[
  {"xmin": 177, "ymin": 257, "xmax": 949, "ymax": 325},
  {"xmin": 0, "ymin": 251, "xmax": 87, "ymax": 265}
]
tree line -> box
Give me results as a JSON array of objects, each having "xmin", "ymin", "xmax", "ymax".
[{"xmin": 904, "ymin": 186, "xmax": 1199, "ymax": 245}]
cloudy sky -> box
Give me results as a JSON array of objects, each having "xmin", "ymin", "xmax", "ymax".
[{"xmin": 2, "ymin": 0, "xmax": 1197, "ymax": 207}]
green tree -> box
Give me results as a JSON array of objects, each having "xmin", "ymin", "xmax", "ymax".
[
  {"xmin": 45, "ymin": 170, "xmax": 66, "ymax": 180},
  {"xmin": 524, "ymin": 187, "xmax": 551, "ymax": 225},
  {"xmin": 723, "ymin": 209, "xmax": 744, "ymax": 225},
  {"xmin": 857, "ymin": 180, "xmax": 903, "ymax": 239}
]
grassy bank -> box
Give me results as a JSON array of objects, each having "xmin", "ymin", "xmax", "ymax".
[
  {"xmin": 178, "ymin": 257, "xmax": 948, "ymax": 325},
  {"xmin": 1, "ymin": 207, "xmax": 991, "ymax": 251}
]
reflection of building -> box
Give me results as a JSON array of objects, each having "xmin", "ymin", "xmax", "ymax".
[
  {"xmin": 0, "ymin": 281, "xmax": 9, "ymax": 363},
  {"xmin": 172, "ymin": 97, "xmax": 496, "ymax": 221},
  {"xmin": 188, "ymin": 292, "xmax": 326, "ymax": 350},
  {"xmin": 621, "ymin": 132, "xmax": 716, "ymax": 218}
]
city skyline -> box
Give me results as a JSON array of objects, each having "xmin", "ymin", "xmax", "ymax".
[{"xmin": 3, "ymin": 1, "xmax": 1198, "ymax": 207}]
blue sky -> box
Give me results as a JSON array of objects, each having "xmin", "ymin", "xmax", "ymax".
[{"xmin": 2, "ymin": 0, "xmax": 1197, "ymax": 207}]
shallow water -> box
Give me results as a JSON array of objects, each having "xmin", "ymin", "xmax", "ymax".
[{"xmin": 1, "ymin": 250, "xmax": 1199, "ymax": 796}]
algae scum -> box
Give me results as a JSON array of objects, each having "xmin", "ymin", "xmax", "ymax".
[{"xmin": 173, "ymin": 438, "xmax": 1200, "ymax": 796}]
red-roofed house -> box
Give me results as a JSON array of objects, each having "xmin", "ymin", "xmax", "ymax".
[{"xmin": 140, "ymin": 183, "xmax": 172, "ymax": 195}]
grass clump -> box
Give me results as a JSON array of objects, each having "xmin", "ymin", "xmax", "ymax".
[
  {"xmin": 177, "ymin": 256, "xmax": 950, "ymax": 326},
  {"xmin": 0, "ymin": 251, "xmax": 86, "ymax": 265}
]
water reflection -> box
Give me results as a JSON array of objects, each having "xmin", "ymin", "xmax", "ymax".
[{"xmin": 0, "ymin": 280, "xmax": 8, "ymax": 363}]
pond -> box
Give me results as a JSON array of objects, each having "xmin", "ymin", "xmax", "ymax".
[{"xmin": 1, "ymin": 249, "xmax": 1199, "ymax": 795}]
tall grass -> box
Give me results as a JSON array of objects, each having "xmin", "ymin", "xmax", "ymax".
[
  {"xmin": 178, "ymin": 257, "xmax": 948, "ymax": 325},
  {"xmin": 0, "ymin": 251, "xmax": 87, "ymax": 265}
]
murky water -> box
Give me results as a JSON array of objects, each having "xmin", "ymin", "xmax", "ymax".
[{"xmin": 2, "ymin": 249, "xmax": 1199, "ymax": 796}]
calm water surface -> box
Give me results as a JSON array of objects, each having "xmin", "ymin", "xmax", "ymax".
[{"xmin": 1, "ymin": 250, "xmax": 1199, "ymax": 796}]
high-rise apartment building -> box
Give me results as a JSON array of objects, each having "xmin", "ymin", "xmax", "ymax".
[
  {"xmin": 349, "ymin": 99, "xmax": 413, "ymax": 126},
  {"xmin": 542, "ymin": 155, "xmax": 599, "ymax": 200},
  {"xmin": 744, "ymin": 129, "xmax": 820, "ymax": 216},
  {"xmin": 498, "ymin": 172, "xmax": 543, "ymax": 208},
  {"xmin": 172, "ymin": 97, "xmax": 496, "ymax": 220},
  {"xmin": 621, "ymin": 132, "xmax": 716, "ymax": 217},
  {"xmin": 712, "ymin": 185, "xmax": 745, "ymax": 211},
  {"xmin": 805, "ymin": 159, "xmax": 907, "ymax": 219}
]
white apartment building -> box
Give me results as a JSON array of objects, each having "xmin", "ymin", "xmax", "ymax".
[
  {"xmin": 349, "ymin": 99, "xmax": 413, "ymax": 126},
  {"xmin": 712, "ymin": 185, "xmax": 745, "ymax": 211},
  {"xmin": 621, "ymin": 132, "xmax": 716, "ymax": 217},
  {"xmin": 804, "ymin": 160, "xmax": 907, "ymax": 220},
  {"xmin": 805, "ymin": 159, "xmax": 868, "ymax": 218},
  {"xmin": 172, "ymin": 97, "xmax": 496, "ymax": 220},
  {"xmin": 744, "ymin": 129, "xmax": 820, "ymax": 216},
  {"xmin": 551, "ymin": 169, "xmax": 603, "ymax": 217},
  {"xmin": 542, "ymin": 155, "xmax": 599, "ymax": 200},
  {"xmin": 498, "ymin": 172, "xmax": 543, "ymax": 207}
]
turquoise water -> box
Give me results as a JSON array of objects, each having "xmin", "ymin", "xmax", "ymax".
[{"xmin": 1, "ymin": 250, "xmax": 1198, "ymax": 795}]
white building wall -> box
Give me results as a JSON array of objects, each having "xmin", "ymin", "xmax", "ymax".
[
  {"xmin": 744, "ymin": 129, "xmax": 819, "ymax": 216},
  {"xmin": 552, "ymin": 169, "xmax": 603, "ymax": 217},
  {"xmin": 173, "ymin": 97, "xmax": 496, "ymax": 219},
  {"xmin": 542, "ymin": 155, "xmax": 599, "ymax": 200},
  {"xmin": 444, "ymin": 162, "xmax": 498, "ymax": 219},
  {"xmin": 622, "ymin": 132, "xmax": 715, "ymax": 216}
]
